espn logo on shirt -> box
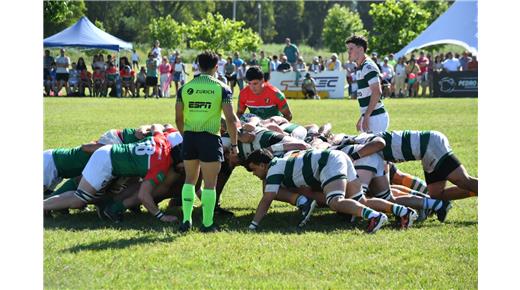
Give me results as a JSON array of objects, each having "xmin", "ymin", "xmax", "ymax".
[{"xmin": 188, "ymin": 101, "xmax": 212, "ymax": 109}]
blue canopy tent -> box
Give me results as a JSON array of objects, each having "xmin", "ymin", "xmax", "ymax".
[
  {"xmin": 395, "ymin": 0, "xmax": 478, "ymax": 58},
  {"xmin": 43, "ymin": 16, "xmax": 132, "ymax": 51}
]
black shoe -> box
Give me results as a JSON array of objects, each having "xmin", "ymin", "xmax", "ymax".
[
  {"xmin": 214, "ymin": 205, "xmax": 234, "ymax": 217},
  {"xmin": 179, "ymin": 221, "xmax": 192, "ymax": 233},
  {"xmin": 128, "ymin": 206, "xmax": 142, "ymax": 214},
  {"xmin": 297, "ymin": 199, "xmax": 317, "ymax": 227},
  {"xmin": 435, "ymin": 200, "xmax": 452, "ymax": 222},
  {"xmin": 200, "ymin": 223, "xmax": 220, "ymax": 233},
  {"xmin": 103, "ymin": 207, "xmax": 122, "ymax": 223}
]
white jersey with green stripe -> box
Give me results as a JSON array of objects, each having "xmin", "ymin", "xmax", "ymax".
[
  {"xmin": 264, "ymin": 149, "xmax": 357, "ymax": 193},
  {"xmin": 373, "ymin": 130, "xmax": 435, "ymax": 163},
  {"xmin": 355, "ymin": 58, "xmax": 385, "ymax": 115},
  {"xmin": 279, "ymin": 122, "xmax": 307, "ymax": 140},
  {"xmin": 330, "ymin": 142, "xmax": 385, "ymax": 177},
  {"xmin": 237, "ymin": 127, "xmax": 285, "ymax": 160}
]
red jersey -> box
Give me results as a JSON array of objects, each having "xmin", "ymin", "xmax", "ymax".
[{"xmin": 238, "ymin": 82, "xmax": 288, "ymax": 119}]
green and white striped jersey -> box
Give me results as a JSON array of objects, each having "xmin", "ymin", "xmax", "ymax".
[
  {"xmin": 237, "ymin": 127, "xmax": 285, "ymax": 161},
  {"xmin": 352, "ymin": 130, "xmax": 432, "ymax": 162},
  {"xmin": 355, "ymin": 58, "xmax": 385, "ymax": 116},
  {"xmin": 264, "ymin": 149, "xmax": 356, "ymax": 193}
]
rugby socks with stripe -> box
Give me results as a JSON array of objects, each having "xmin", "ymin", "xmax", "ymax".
[
  {"xmin": 422, "ymin": 198, "xmax": 443, "ymax": 211},
  {"xmin": 394, "ymin": 174, "xmax": 429, "ymax": 195},
  {"xmin": 181, "ymin": 184, "xmax": 195, "ymax": 223},
  {"xmin": 391, "ymin": 204, "xmax": 409, "ymax": 217},
  {"xmin": 201, "ymin": 188, "xmax": 216, "ymax": 227},
  {"xmin": 361, "ymin": 207, "xmax": 379, "ymax": 220},
  {"xmin": 49, "ymin": 178, "xmax": 79, "ymax": 197}
]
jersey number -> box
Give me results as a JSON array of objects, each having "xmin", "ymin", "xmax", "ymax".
[{"xmin": 134, "ymin": 141, "xmax": 155, "ymax": 156}]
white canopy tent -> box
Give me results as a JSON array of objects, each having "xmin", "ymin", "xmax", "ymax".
[{"xmin": 395, "ymin": 0, "xmax": 478, "ymax": 58}]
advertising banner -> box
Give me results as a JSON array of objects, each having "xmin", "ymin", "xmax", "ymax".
[
  {"xmin": 270, "ymin": 71, "xmax": 347, "ymax": 99},
  {"xmin": 432, "ymin": 71, "xmax": 478, "ymax": 97}
]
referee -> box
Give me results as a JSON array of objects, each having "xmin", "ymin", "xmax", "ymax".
[{"xmin": 175, "ymin": 51, "xmax": 240, "ymax": 232}]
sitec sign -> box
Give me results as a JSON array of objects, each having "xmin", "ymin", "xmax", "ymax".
[
  {"xmin": 270, "ymin": 71, "xmax": 347, "ymax": 99},
  {"xmin": 433, "ymin": 71, "xmax": 478, "ymax": 97}
]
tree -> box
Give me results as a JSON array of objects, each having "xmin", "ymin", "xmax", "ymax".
[
  {"xmin": 44, "ymin": 0, "xmax": 86, "ymax": 37},
  {"xmin": 215, "ymin": 1, "xmax": 277, "ymax": 43},
  {"xmin": 322, "ymin": 4, "xmax": 366, "ymax": 55},
  {"xmin": 369, "ymin": 0, "xmax": 430, "ymax": 55},
  {"xmin": 417, "ymin": 0, "xmax": 451, "ymax": 24},
  {"xmin": 148, "ymin": 15, "xmax": 185, "ymax": 50},
  {"xmin": 273, "ymin": 0, "xmax": 305, "ymax": 43},
  {"xmin": 185, "ymin": 12, "xmax": 262, "ymax": 54}
]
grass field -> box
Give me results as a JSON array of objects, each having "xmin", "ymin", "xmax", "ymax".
[{"xmin": 44, "ymin": 97, "xmax": 477, "ymax": 289}]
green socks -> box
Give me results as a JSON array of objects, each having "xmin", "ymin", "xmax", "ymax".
[
  {"xmin": 49, "ymin": 178, "xmax": 79, "ymax": 197},
  {"xmin": 182, "ymin": 184, "xmax": 195, "ymax": 223},
  {"xmin": 201, "ymin": 188, "xmax": 216, "ymax": 227}
]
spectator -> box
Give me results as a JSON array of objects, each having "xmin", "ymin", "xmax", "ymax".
[
  {"xmin": 131, "ymin": 49, "xmax": 140, "ymax": 70},
  {"xmin": 371, "ymin": 52, "xmax": 382, "ymax": 71},
  {"xmin": 192, "ymin": 57, "xmax": 201, "ymax": 78},
  {"xmin": 217, "ymin": 53, "xmax": 227, "ymax": 81},
  {"xmin": 416, "ymin": 51, "xmax": 430, "ymax": 97},
  {"xmin": 236, "ymin": 63, "xmax": 247, "ymax": 90},
  {"xmin": 326, "ymin": 53, "xmax": 341, "ymax": 71},
  {"xmin": 259, "ymin": 51, "xmax": 271, "ymax": 81},
  {"xmin": 121, "ymin": 65, "xmax": 135, "ymax": 97},
  {"xmin": 248, "ymin": 52, "xmax": 259, "ymax": 66},
  {"xmin": 43, "ymin": 49, "xmax": 54, "ymax": 82},
  {"xmin": 406, "ymin": 58, "xmax": 420, "ymax": 97},
  {"xmin": 387, "ymin": 53, "xmax": 397, "ymax": 68},
  {"xmin": 380, "ymin": 57, "xmax": 394, "ymax": 98},
  {"xmin": 145, "ymin": 52, "xmax": 159, "ymax": 98},
  {"xmin": 106, "ymin": 54, "xmax": 113, "ymax": 68},
  {"xmin": 119, "ymin": 56, "xmax": 130, "ymax": 71},
  {"xmin": 79, "ymin": 68, "xmax": 92, "ymax": 97},
  {"xmin": 55, "ymin": 48, "xmax": 71, "ymax": 96},
  {"xmin": 168, "ymin": 50, "xmax": 177, "ymax": 65},
  {"xmin": 92, "ymin": 54, "xmax": 105, "ymax": 72},
  {"xmin": 104, "ymin": 62, "xmax": 118, "ymax": 97},
  {"xmin": 270, "ymin": 55, "xmax": 280, "ymax": 72},
  {"xmin": 159, "ymin": 56, "xmax": 172, "ymax": 97},
  {"xmin": 459, "ymin": 51, "xmax": 472, "ymax": 71},
  {"xmin": 232, "ymin": 52, "xmax": 245, "ymax": 72},
  {"xmin": 439, "ymin": 53, "xmax": 445, "ymax": 62},
  {"xmin": 283, "ymin": 38, "xmax": 300, "ymax": 70},
  {"xmin": 393, "ymin": 57, "xmax": 407, "ymax": 98},
  {"xmin": 76, "ymin": 57, "xmax": 87, "ymax": 72},
  {"xmin": 44, "ymin": 62, "xmax": 57, "ymax": 96},
  {"xmin": 309, "ymin": 56, "xmax": 322, "ymax": 73},
  {"xmin": 294, "ymin": 57, "xmax": 306, "ymax": 85},
  {"xmin": 92, "ymin": 66, "xmax": 105, "ymax": 97},
  {"xmin": 151, "ymin": 40, "xmax": 162, "ymax": 61},
  {"xmin": 276, "ymin": 55, "xmax": 292, "ymax": 72},
  {"xmin": 302, "ymin": 73, "xmax": 319, "ymax": 99},
  {"xmin": 224, "ymin": 56, "xmax": 236, "ymax": 89},
  {"xmin": 432, "ymin": 55, "xmax": 443, "ymax": 72},
  {"xmin": 135, "ymin": 66, "xmax": 147, "ymax": 97},
  {"xmin": 467, "ymin": 55, "xmax": 478, "ymax": 71},
  {"xmin": 68, "ymin": 62, "xmax": 80, "ymax": 96},
  {"xmin": 172, "ymin": 56, "xmax": 189, "ymax": 95},
  {"xmin": 318, "ymin": 56, "xmax": 325, "ymax": 72},
  {"xmin": 344, "ymin": 59, "xmax": 356, "ymax": 96},
  {"xmin": 442, "ymin": 52, "xmax": 461, "ymax": 72}
]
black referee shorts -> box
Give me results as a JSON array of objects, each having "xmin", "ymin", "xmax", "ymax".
[{"xmin": 182, "ymin": 131, "xmax": 224, "ymax": 162}]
